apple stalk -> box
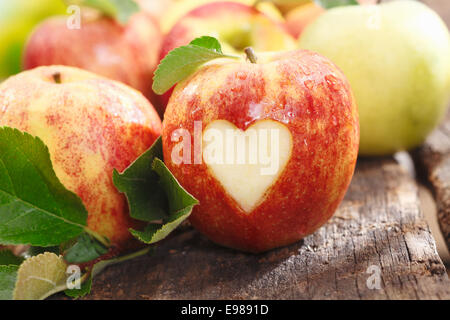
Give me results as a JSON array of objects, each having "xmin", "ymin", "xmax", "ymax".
[
  {"xmin": 52, "ymin": 72, "xmax": 61, "ymax": 84},
  {"xmin": 245, "ymin": 47, "xmax": 258, "ymax": 64}
]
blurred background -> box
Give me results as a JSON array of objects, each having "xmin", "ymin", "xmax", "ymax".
[{"xmin": 0, "ymin": 0, "xmax": 66, "ymax": 79}]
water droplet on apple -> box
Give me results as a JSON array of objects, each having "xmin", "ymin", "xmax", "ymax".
[
  {"xmin": 304, "ymin": 80, "xmax": 313, "ymax": 90},
  {"xmin": 325, "ymin": 75, "xmax": 340, "ymax": 91},
  {"xmin": 332, "ymin": 115, "xmax": 338, "ymax": 126}
]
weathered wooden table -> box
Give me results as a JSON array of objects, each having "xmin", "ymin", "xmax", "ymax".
[
  {"xmin": 84, "ymin": 156, "xmax": 450, "ymax": 300},
  {"xmin": 82, "ymin": 0, "xmax": 450, "ymax": 300}
]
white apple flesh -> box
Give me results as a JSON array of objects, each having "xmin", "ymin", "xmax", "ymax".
[{"xmin": 203, "ymin": 120, "xmax": 293, "ymax": 213}]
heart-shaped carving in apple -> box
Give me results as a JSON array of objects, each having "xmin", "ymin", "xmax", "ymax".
[
  {"xmin": 162, "ymin": 49, "xmax": 359, "ymax": 252},
  {"xmin": 203, "ymin": 119, "xmax": 293, "ymax": 213}
]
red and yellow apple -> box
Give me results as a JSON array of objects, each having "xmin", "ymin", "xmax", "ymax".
[
  {"xmin": 286, "ymin": 2, "xmax": 324, "ymax": 39},
  {"xmin": 271, "ymin": 0, "xmax": 312, "ymax": 15},
  {"xmin": 135, "ymin": 0, "xmax": 174, "ymax": 21},
  {"xmin": 159, "ymin": 1, "xmax": 297, "ymax": 111},
  {"xmin": 162, "ymin": 50, "xmax": 359, "ymax": 252},
  {"xmin": 159, "ymin": 0, "xmax": 284, "ymax": 33},
  {"xmin": 275, "ymin": 0, "xmax": 377, "ymax": 16},
  {"xmin": 23, "ymin": 11, "xmax": 162, "ymax": 105},
  {"xmin": 285, "ymin": 0, "xmax": 377, "ymax": 39},
  {"xmin": 0, "ymin": 66, "xmax": 162, "ymax": 249}
]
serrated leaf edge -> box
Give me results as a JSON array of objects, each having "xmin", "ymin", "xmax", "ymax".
[
  {"xmin": 13, "ymin": 252, "xmax": 68, "ymax": 300},
  {"xmin": 152, "ymin": 37, "xmax": 239, "ymax": 95},
  {"xmin": 0, "ymin": 127, "xmax": 88, "ymax": 246}
]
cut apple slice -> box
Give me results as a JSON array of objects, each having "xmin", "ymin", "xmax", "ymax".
[{"xmin": 203, "ymin": 119, "xmax": 293, "ymax": 213}]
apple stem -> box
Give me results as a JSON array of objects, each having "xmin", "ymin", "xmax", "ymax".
[
  {"xmin": 52, "ymin": 72, "xmax": 61, "ymax": 84},
  {"xmin": 245, "ymin": 47, "xmax": 258, "ymax": 64},
  {"xmin": 84, "ymin": 227, "xmax": 111, "ymax": 248}
]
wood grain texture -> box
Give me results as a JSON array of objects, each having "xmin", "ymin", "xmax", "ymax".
[
  {"xmin": 414, "ymin": 112, "xmax": 450, "ymax": 251},
  {"xmin": 83, "ymin": 159, "xmax": 450, "ymax": 300}
]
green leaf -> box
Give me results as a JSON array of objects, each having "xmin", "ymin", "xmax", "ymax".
[
  {"xmin": 1, "ymin": 247, "xmax": 152, "ymax": 300},
  {"xmin": 64, "ymin": 247, "xmax": 153, "ymax": 299},
  {"xmin": 129, "ymin": 207, "xmax": 192, "ymax": 244},
  {"xmin": 64, "ymin": 0, "xmax": 140, "ymax": 24},
  {"xmin": 0, "ymin": 265, "xmax": 18, "ymax": 300},
  {"xmin": 314, "ymin": 0, "xmax": 359, "ymax": 9},
  {"xmin": 129, "ymin": 159, "xmax": 198, "ymax": 244},
  {"xmin": 153, "ymin": 159, "xmax": 198, "ymax": 218},
  {"xmin": 0, "ymin": 249, "xmax": 24, "ymax": 266},
  {"xmin": 0, "ymin": 127, "xmax": 87, "ymax": 247},
  {"xmin": 113, "ymin": 138, "xmax": 198, "ymax": 245},
  {"xmin": 64, "ymin": 275, "xmax": 92, "ymax": 299},
  {"xmin": 27, "ymin": 246, "xmax": 60, "ymax": 257},
  {"xmin": 4, "ymin": 247, "xmax": 152, "ymax": 300},
  {"xmin": 190, "ymin": 36, "xmax": 224, "ymax": 53},
  {"xmin": 13, "ymin": 252, "xmax": 68, "ymax": 300},
  {"xmin": 113, "ymin": 138, "xmax": 167, "ymax": 222},
  {"xmin": 152, "ymin": 36, "xmax": 239, "ymax": 95},
  {"xmin": 63, "ymin": 233, "xmax": 109, "ymax": 264}
]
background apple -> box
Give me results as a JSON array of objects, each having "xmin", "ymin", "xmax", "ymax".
[
  {"xmin": 159, "ymin": 1, "xmax": 297, "ymax": 111},
  {"xmin": 162, "ymin": 50, "xmax": 359, "ymax": 252},
  {"xmin": 0, "ymin": 0, "xmax": 66, "ymax": 79},
  {"xmin": 299, "ymin": 0, "xmax": 450, "ymax": 155},
  {"xmin": 159, "ymin": 0, "xmax": 284, "ymax": 34},
  {"xmin": 270, "ymin": 0, "xmax": 312, "ymax": 15},
  {"xmin": 285, "ymin": 0, "xmax": 378, "ymax": 39},
  {"xmin": 0, "ymin": 66, "xmax": 162, "ymax": 249},
  {"xmin": 285, "ymin": 2, "xmax": 324, "ymax": 38},
  {"xmin": 24, "ymin": 10, "xmax": 162, "ymax": 105},
  {"xmin": 135, "ymin": 0, "xmax": 174, "ymax": 21},
  {"xmin": 161, "ymin": 2, "xmax": 295, "ymax": 56}
]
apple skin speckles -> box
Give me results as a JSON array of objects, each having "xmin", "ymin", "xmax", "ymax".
[
  {"xmin": 162, "ymin": 49, "xmax": 359, "ymax": 253},
  {"xmin": 23, "ymin": 12, "xmax": 162, "ymax": 108},
  {"xmin": 0, "ymin": 66, "xmax": 162, "ymax": 250}
]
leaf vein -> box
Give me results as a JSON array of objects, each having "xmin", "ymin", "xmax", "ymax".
[{"xmin": 0, "ymin": 189, "xmax": 85, "ymax": 230}]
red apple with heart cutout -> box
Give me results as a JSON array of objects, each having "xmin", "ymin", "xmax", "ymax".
[{"xmin": 161, "ymin": 48, "xmax": 359, "ymax": 253}]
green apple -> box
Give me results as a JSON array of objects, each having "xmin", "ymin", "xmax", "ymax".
[
  {"xmin": 0, "ymin": 0, "xmax": 66, "ymax": 79},
  {"xmin": 299, "ymin": 0, "xmax": 450, "ymax": 155}
]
